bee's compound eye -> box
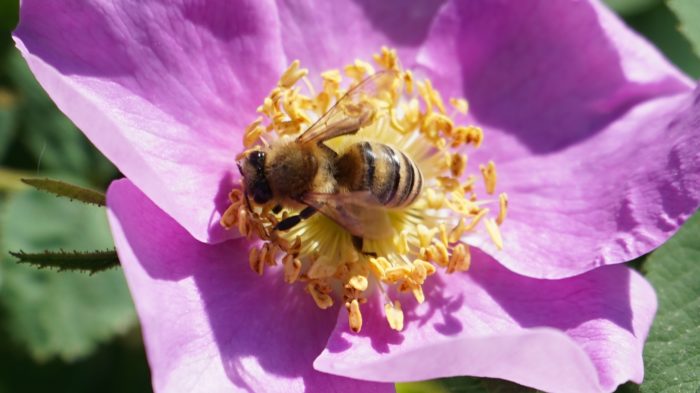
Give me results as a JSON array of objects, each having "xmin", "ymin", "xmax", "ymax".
[{"xmin": 250, "ymin": 150, "xmax": 265, "ymax": 169}]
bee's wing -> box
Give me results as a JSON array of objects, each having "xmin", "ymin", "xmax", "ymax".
[
  {"xmin": 302, "ymin": 192, "xmax": 393, "ymax": 239},
  {"xmin": 296, "ymin": 70, "xmax": 398, "ymax": 145}
]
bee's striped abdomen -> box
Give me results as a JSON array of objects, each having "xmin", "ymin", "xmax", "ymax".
[{"xmin": 338, "ymin": 142, "xmax": 422, "ymax": 208}]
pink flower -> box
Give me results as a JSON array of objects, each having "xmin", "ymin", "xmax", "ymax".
[{"xmin": 14, "ymin": 1, "xmax": 699, "ymax": 392}]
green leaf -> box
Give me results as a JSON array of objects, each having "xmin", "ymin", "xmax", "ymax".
[
  {"xmin": 10, "ymin": 249, "xmax": 119, "ymax": 274},
  {"xmin": 3, "ymin": 50, "xmax": 118, "ymax": 188},
  {"xmin": 623, "ymin": 2, "xmax": 700, "ymax": 79},
  {"xmin": 667, "ymin": 0, "xmax": 700, "ymax": 58},
  {"xmin": 0, "ymin": 190, "xmax": 136, "ymax": 361},
  {"xmin": 605, "ymin": 0, "xmax": 661, "ymax": 16},
  {"xmin": 21, "ymin": 178, "xmax": 106, "ymax": 206},
  {"xmin": 0, "ymin": 89, "xmax": 17, "ymax": 161},
  {"xmin": 640, "ymin": 212, "xmax": 700, "ymax": 392},
  {"xmin": 397, "ymin": 377, "xmax": 538, "ymax": 393}
]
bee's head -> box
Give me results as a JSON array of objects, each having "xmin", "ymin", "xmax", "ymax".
[{"xmin": 238, "ymin": 150, "xmax": 273, "ymax": 204}]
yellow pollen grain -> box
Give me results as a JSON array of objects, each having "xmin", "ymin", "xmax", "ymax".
[
  {"xmin": 484, "ymin": 218, "xmax": 504, "ymax": 250},
  {"xmin": 480, "ymin": 160, "xmax": 497, "ymax": 195},
  {"xmin": 279, "ymin": 60, "xmax": 308, "ymax": 88},
  {"xmin": 385, "ymin": 300, "xmax": 404, "ymax": 331},
  {"xmin": 497, "ymin": 192, "xmax": 509, "ymax": 225},
  {"xmin": 347, "ymin": 299, "xmax": 363, "ymax": 333}
]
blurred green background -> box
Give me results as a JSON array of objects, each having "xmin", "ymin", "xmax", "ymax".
[{"xmin": 0, "ymin": 0, "xmax": 698, "ymax": 392}]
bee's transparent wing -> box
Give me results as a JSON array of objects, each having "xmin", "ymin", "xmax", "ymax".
[
  {"xmin": 297, "ymin": 70, "xmax": 398, "ymax": 145},
  {"xmin": 302, "ymin": 191, "xmax": 393, "ymax": 239}
]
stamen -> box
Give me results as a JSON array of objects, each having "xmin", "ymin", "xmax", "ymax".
[
  {"xmin": 450, "ymin": 98, "xmax": 469, "ymax": 115},
  {"xmin": 484, "ymin": 218, "xmax": 504, "ymax": 250},
  {"xmin": 279, "ymin": 60, "xmax": 308, "ymax": 88},
  {"xmin": 480, "ymin": 160, "xmax": 497, "ymax": 195},
  {"xmin": 385, "ymin": 300, "xmax": 404, "ymax": 331},
  {"xmin": 347, "ymin": 299, "xmax": 363, "ymax": 333},
  {"xmin": 224, "ymin": 49, "xmax": 507, "ymax": 333},
  {"xmin": 497, "ymin": 192, "xmax": 509, "ymax": 225}
]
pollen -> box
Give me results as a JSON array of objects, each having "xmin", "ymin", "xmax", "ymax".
[{"xmin": 221, "ymin": 47, "xmax": 507, "ymax": 333}]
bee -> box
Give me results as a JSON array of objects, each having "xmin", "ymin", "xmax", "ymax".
[{"xmin": 238, "ymin": 71, "xmax": 423, "ymax": 251}]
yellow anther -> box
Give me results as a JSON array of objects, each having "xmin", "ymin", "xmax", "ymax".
[
  {"xmin": 345, "ymin": 59, "xmax": 375, "ymax": 82},
  {"xmin": 307, "ymin": 255, "xmax": 338, "ymax": 279},
  {"xmin": 259, "ymin": 242, "xmax": 278, "ymax": 266},
  {"xmin": 385, "ymin": 265, "xmax": 412, "ymax": 283},
  {"xmin": 434, "ymin": 241, "xmax": 450, "ymax": 266},
  {"xmin": 485, "ymin": 218, "xmax": 504, "ymax": 250},
  {"xmin": 447, "ymin": 243, "xmax": 471, "ymax": 273},
  {"xmin": 385, "ymin": 300, "xmax": 404, "ymax": 331},
  {"xmin": 426, "ymin": 188, "xmax": 445, "ymax": 209},
  {"xmin": 437, "ymin": 176, "xmax": 461, "ymax": 191},
  {"xmin": 347, "ymin": 299, "xmax": 363, "ymax": 333},
  {"xmin": 321, "ymin": 69, "xmax": 342, "ymax": 85},
  {"xmin": 412, "ymin": 286, "xmax": 425, "ymax": 304},
  {"xmin": 307, "ymin": 281, "xmax": 334, "ymax": 309},
  {"xmin": 249, "ymin": 247, "xmax": 264, "ymax": 275},
  {"xmin": 368, "ymin": 257, "xmax": 390, "ymax": 280},
  {"xmin": 348, "ymin": 275, "xmax": 369, "ymax": 291},
  {"xmin": 497, "ymin": 192, "xmax": 508, "ymax": 225},
  {"xmin": 448, "ymin": 218, "xmax": 466, "ymax": 243},
  {"xmin": 451, "ymin": 126, "xmax": 483, "ymax": 148},
  {"xmin": 279, "ymin": 60, "xmax": 308, "ymax": 88},
  {"xmin": 373, "ymin": 46, "xmax": 399, "ymax": 71},
  {"xmin": 450, "ymin": 98, "xmax": 469, "ymax": 115},
  {"xmin": 480, "ymin": 160, "xmax": 497, "ymax": 195},
  {"xmin": 220, "ymin": 203, "xmax": 239, "ymax": 230},
  {"xmin": 237, "ymin": 207, "xmax": 253, "ymax": 238},
  {"xmin": 422, "ymin": 112, "xmax": 454, "ymax": 140},
  {"xmin": 403, "ymin": 70, "xmax": 414, "ymax": 95},
  {"xmin": 258, "ymin": 96, "xmax": 276, "ymax": 117},
  {"xmin": 439, "ymin": 224, "xmax": 449, "ymax": 247},
  {"xmin": 417, "ymin": 224, "xmax": 438, "ymax": 248},
  {"xmin": 283, "ymin": 255, "xmax": 302, "ymax": 283},
  {"xmin": 450, "ymin": 153, "xmax": 468, "ymax": 178}
]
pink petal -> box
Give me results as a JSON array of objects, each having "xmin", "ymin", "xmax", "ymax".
[
  {"xmin": 15, "ymin": 0, "xmax": 288, "ymax": 244},
  {"xmin": 107, "ymin": 179, "xmax": 393, "ymax": 393},
  {"xmin": 472, "ymin": 90, "xmax": 700, "ymax": 278},
  {"xmin": 274, "ymin": 0, "xmax": 444, "ymax": 73},
  {"xmin": 417, "ymin": 0, "xmax": 699, "ymax": 277},
  {"xmin": 315, "ymin": 250, "xmax": 657, "ymax": 393}
]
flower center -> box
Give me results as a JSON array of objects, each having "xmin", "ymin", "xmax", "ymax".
[{"xmin": 221, "ymin": 47, "xmax": 506, "ymax": 333}]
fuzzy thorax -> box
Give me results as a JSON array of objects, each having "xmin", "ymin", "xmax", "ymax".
[{"xmin": 221, "ymin": 48, "xmax": 506, "ymax": 333}]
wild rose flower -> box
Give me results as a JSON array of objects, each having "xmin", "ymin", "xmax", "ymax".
[{"xmin": 14, "ymin": 1, "xmax": 700, "ymax": 392}]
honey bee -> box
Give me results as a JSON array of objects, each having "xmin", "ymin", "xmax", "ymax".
[{"xmin": 238, "ymin": 71, "xmax": 423, "ymax": 251}]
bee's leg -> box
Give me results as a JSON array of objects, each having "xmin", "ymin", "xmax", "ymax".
[
  {"xmin": 351, "ymin": 235, "xmax": 377, "ymax": 258},
  {"xmin": 274, "ymin": 206, "xmax": 317, "ymax": 231}
]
